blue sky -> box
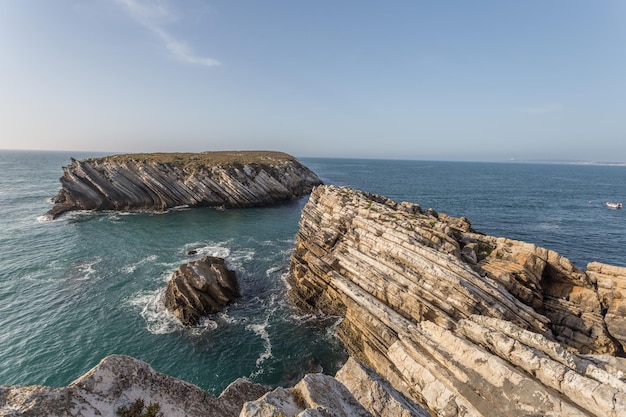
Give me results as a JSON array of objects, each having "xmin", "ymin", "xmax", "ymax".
[{"xmin": 1, "ymin": 1, "xmax": 625, "ymax": 161}]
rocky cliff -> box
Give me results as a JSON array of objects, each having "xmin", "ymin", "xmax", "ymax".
[
  {"xmin": 46, "ymin": 151, "xmax": 322, "ymax": 219},
  {"xmin": 0, "ymin": 355, "xmax": 428, "ymax": 417},
  {"xmin": 288, "ymin": 185, "xmax": 626, "ymax": 417},
  {"xmin": 0, "ymin": 355, "xmax": 269, "ymax": 417}
]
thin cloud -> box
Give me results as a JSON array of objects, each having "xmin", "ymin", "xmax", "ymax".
[
  {"xmin": 116, "ymin": 0, "xmax": 220, "ymax": 67},
  {"xmin": 524, "ymin": 103, "xmax": 563, "ymax": 114}
]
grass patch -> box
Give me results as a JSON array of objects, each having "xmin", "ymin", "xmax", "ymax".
[
  {"xmin": 88, "ymin": 151, "xmax": 296, "ymax": 169},
  {"xmin": 450, "ymin": 227, "xmax": 463, "ymax": 240},
  {"xmin": 476, "ymin": 244, "xmax": 494, "ymax": 261}
]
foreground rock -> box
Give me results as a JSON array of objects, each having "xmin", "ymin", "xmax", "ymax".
[
  {"xmin": 46, "ymin": 151, "xmax": 322, "ymax": 219},
  {"xmin": 288, "ymin": 185, "xmax": 626, "ymax": 417},
  {"xmin": 0, "ymin": 355, "xmax": 268, "ymax": 417},
  {"xmin": 164, "ymin": 256, "xmax": 240, "ymax": 326},
  {"xmin": 0, "ymin": 355, "xmax": 427, "ymax": 417}
]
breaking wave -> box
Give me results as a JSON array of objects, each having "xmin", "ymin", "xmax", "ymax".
[{"xmin": 128, "ymin": 288, "xmax": 181, "ymax": 335}]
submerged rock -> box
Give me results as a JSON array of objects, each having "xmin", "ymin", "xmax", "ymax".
[
  {"xmin": 288, "ymin": 185, "xmax": 626, "ymax": 417},
  {"xmin": 46, "ymin": 151, "xmax": 323, "ymax": 219},
  {"xmin": 164, "ymin": 256, "xmax": 239, "ymax": 326}
]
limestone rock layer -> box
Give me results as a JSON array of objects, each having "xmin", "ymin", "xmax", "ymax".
[
  {"xmin": 46, "ymin": 151, "xmax": 322, "ymax": 219},
  {"xmin": 0, "ymin": 355, "xmax": 426, "ymax": 417},
  {"xmin": 288, "ymin": 185, "xmax": 626, "ymax": 417},
  {"xmin": 164, "ymin": 256, "xmax": 240, "ymax": 326},
  {"xmin": 0, "ymin": 355, "xmax": 269, "ymax": 417}
]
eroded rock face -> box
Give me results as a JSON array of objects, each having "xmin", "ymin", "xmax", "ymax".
[
  {"xmin": 0, "ymin": 355, "xmax": 268, "ymax": 417},
  {"xmin": 288, "ymin": 185, "xmax": 626, "ymax": 417},
  {"xmin": 240, "ymin": 357, "xmax": 429, "ymax": 417},
  {"xmin": 335, "ymin": 357, "xmax": 431, "ymax": 417},
  {"xmin": 589, "ymin": 262, "xmax": 626, "ymax": 352},
  {"xmin": 46, "ymin": 151, "xmax": 322, "ymax": 219},
  {"xmin": 164, "ymin": 256, "xmax": 239, "ymax": 326},
  {"xmin": 0, "ymin": 354, "xmax": 427, "ymax": 417}
]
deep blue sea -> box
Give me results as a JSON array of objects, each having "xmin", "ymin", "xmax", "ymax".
[{"xmin": 1, "ymin": 150, "xmax": 625, "ymax": 394}]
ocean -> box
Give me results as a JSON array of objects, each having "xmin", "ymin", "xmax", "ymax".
[{"xmin": 0, "ymin": 150, "xmax": 624, "ymax": 395}]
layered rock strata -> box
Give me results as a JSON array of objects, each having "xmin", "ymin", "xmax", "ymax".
[
  {"xmin": 288, "ymin": 185, "xmax": 626, "ymax": 417},
  {"xmin": 0, "ymin": 355, "xmax": 269, "ymax": 417},
  {"xmin": 588, "ymin": 262, "xmax": 626, "ymax": 352},
  {"xmin": 164, "ymin": 256, "xmax": 240, "ymax": 326},
  {"xmin": 241, "ymin": 357, "xmax": 429, "ymax": 417},
  {"xmin": 46, "ymin": 151, "xmax": 322, "ymax": 219},
  {"xmin": 0, "ymin": 355, "xmax": 427, "ymax": 417}
]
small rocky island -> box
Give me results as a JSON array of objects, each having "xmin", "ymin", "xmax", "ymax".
[
  {"xmin": 164, "ymin": 256, "xmax": 240, "ymax": 326},
  {"xmin": 46, "ymin": 151, "xmax": 322, "ymax": 219},
  {"xmin": 6, "ymin": 185, "xmax": 626, "ymax": 416}
]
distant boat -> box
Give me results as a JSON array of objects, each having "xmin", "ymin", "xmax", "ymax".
[{"xmin": 605, "ymin": 202, "xmax": 623, "ymax": 209}]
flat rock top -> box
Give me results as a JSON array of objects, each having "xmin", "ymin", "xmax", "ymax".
[{"xmin": 88, "ymin": 151, "xmax": 297, "ymax": 168}]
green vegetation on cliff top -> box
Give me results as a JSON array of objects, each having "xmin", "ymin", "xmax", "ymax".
[{"xmin": 87, "ymin": 151, "xmax": 296, "ymax": 169}]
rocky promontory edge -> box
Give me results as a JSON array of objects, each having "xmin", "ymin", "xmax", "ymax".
[
  {"xmin": 0, "ymin": 355, "xmax": 429, "ymax": 417},
  {"xmin": 288, "ymin": 185, "xmax": 626, "ymax": 417},
  {"xmin": 46, "ymin": 151, "xmax": 323, "ymax": 219}
]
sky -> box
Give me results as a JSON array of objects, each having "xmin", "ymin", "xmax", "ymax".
[{"xmin": 1, "ymin": 0, "xmax": 625, "ymax": 161}]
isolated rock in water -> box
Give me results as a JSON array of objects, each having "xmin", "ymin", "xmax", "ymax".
[
  {"xmin": 288, "ymin": 185, "xmax": 626, "ymax": 417},
  {"xmin": 46, "ymin": 151, "xmax": 323, "ymax": 219},
  {"xmin": 164, "ymin": 256, "xmax": 239, "ymax": 326},
  {"xmin": 0, "ymin": 355, "xmax": 268, "ymax": 417}
]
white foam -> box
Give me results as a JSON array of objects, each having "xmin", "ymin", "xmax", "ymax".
[
  {"xmin": 121, "ymin": 254, "xmax": 158, "ymax": 274},
  {"xmin": 216, "ymin": 312, "xmax": 244, "ymax": 325},
  {"xmin": 326, "ymin": 316, "xmax": 344, "ymax": 337},
  {"xmin": 197, "ymin": 317, "xmax": 219, "ymax": 330},
  {"xmin": 246, "ymin": 296, "xmax": 278, "ymax": 378},
  {"xmin": 71, "ymin": 257, "xmax": 102, "ymax": 281},
  {"xmin": 246, "ymin": 318, "xmax": 272, "ymax": 378},
  {"xmin": 128, "ymin": 288, "xmax": 182, "ymax": 334},
  {"xmin": 63, "ymin": 210, "xmax": 93, "ymax": 221},
  {"xmin": 231, "ymin": 248, "xmax": 255, "ymax": 263},
  {"xmin": 265, "ymin": 265, "xmax": 282, "ymax": 277},
  {"xmin": 184, "ymin": 241, "xmax": 231, "ymax": 259},
  {"xmin": 35, "ymin": 214, "xmax": 52, "ymax": 223},
  {"xmin": 128, "ymin": 288, "xmax": 223, "ymax": 335}
]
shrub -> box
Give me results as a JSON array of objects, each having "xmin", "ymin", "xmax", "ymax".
[{"xmin": 116, "ymin": 398, "xmax": 163, "ymax": 417}]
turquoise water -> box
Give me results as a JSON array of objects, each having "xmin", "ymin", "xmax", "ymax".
[{"xmin": 1, "ymin": 151, "xmax": 625, "ymax": 394}]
